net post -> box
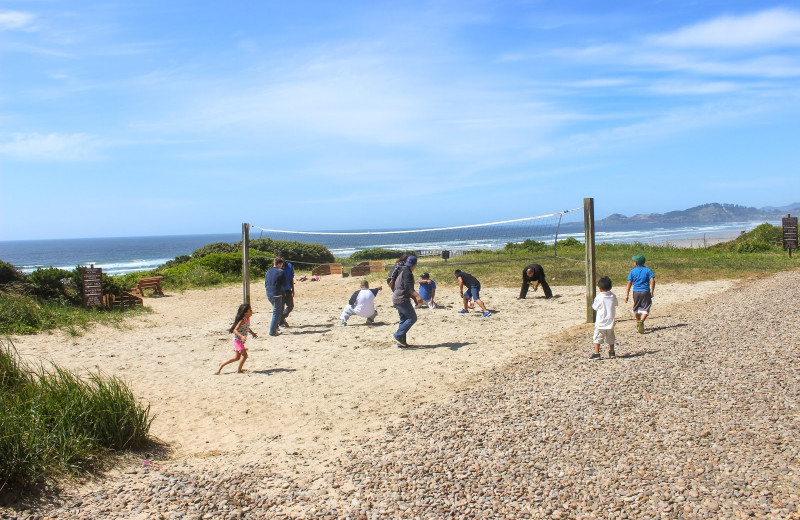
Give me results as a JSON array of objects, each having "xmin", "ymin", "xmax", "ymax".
[
  {"xmin": 584, "ymin": 198, "xmax": 596, "ymax": 323},
  {"xmin": 553, "ymin": 212, "xmax": 563, "ymax": 257},
  {"xmin": 242, "ymin": 223, "xmax": 251, "ymax": 305}
]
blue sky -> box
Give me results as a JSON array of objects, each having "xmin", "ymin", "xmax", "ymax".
[{"xmin": 1, "ymin": 1, "xmax": 799, "ymax": 240}]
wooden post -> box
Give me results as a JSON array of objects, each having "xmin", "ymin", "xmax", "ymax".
[
  {"xmin": 242, "ymin": 223, "xmax": 250, "ymax": 305},
  {"xmin": 584, "ymin": 198, "xmax": 596, "ymax": 323}
]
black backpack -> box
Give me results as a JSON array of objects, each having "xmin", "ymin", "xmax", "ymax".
[{"xmin": 387, "ymin": 264, "xmax": 402, "ymax": 289}]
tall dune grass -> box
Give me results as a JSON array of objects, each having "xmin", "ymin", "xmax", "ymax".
[{"xmin": 0, "ymin": 339, "xmax": 152, "ymax": 492}]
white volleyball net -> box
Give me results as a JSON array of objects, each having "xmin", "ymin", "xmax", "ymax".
[{"xmin": 251, "ymin": 207, "xmax": 582, "ymax": 268}]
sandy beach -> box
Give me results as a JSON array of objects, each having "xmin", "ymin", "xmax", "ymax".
[{"xmin": 5, "ymin": 271, "xmax": 800, "ymax": 518}]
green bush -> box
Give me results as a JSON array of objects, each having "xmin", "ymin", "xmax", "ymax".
[
  {"xmin": 349, "ymin": 248, "xmax": 414, "ymax": 261},
  {"xmin": 0, "ymin": 339, "xmax": 152, "ymax": 491},
  {"xmin": 249, "ymin": 239, "xmax": 334, "ymax": 265},
  {"xmin": 191, "ymin": 242, "xmax": 238, "ymax": 258},
  {"xmin": 28, "ymin": 267, "xmax": 76, "ymax": 303},
  {"xmin": 504, "ymin": 239, "xmax": 549, "ymax": 253},
  {"xmin": 199, "ymin": 253, "xmax": 242, "ymax": 275},
  {"xmin": 0, "ymin": 260, "xmax": 25, "ymax": 285},
  {"xmin": 557, "ymin": 237, "xmax": 582, "ymax": 247},
  {"xmin": 162, "ymin": 255, "xmax": 191, "ymax": 269}
]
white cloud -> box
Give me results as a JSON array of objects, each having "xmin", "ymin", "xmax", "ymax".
[
  {"xmin": 649, "ymin": 8, "xmax": 800, "ymax": 48},
  {"xmin": 0, "ymin": 10, "xmax": 35, "ymax": 31},
  {"xmin": 0, "ymin": 133, "xmax": 102, "ymax": 160}
]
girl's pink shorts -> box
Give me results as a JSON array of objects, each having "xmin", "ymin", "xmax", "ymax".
[{"xmin": 233, "ymin": 338, "xmax": 246, "ymax": 352}]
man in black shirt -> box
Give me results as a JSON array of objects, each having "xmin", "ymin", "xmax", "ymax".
[
  {"xmin": 455, "ymin": 270, "xmax": 491, "ymax": 317},
  {"xmin": 519, "ymin": 263, "xmax": 552, "ymax": 299}
]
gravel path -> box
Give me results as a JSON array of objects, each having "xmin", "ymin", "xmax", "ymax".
[{"xmin": 4, "ymin": 271, "xmax": 799, "ymax": 519}]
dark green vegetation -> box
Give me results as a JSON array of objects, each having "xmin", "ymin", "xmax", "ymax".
[
  {"xmin": 0, "ymin": 339, "xmax": 152, "ymax": 492},
  {"xmin": 348, "ymin": 248, "xmax": 417, "ymax": 261},
  {"xmin": 0, "ymin": 262, "xmax": 147, "ymax": 335}
]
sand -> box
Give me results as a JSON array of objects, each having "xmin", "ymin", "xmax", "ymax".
[{"xmin": 9, "ymin": 274, "xmax": 735, "ymax": 478}]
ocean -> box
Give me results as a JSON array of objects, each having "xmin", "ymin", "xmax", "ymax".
[{"xmin": 0, "ymin": 221, "xmax": 773, "ymax": 276}]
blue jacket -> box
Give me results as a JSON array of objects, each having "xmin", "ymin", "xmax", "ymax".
[{"xmin": 265, "ymin": 268, "xmax": 285, "ymax": 298}]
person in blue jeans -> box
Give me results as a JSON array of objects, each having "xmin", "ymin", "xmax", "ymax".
[
  {"xmin": 455, "ymin": 269, "xmax": 491, "ymax": 317},
  {"xmin": 392, "ymin": 255, "xmax": 423, "ymax": 347},
  {"xmin": 276, "ymin": 253, "xmax": 295, "ymax": 328},
  {"xmin": 264, "ymin": 258, "xmax": 286, "ymax": 336}
]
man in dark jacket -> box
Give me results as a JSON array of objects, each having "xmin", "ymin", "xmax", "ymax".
[
  {"xmin": 264, "ymin": 258, "xmax": 286, "ymax": 336},
  {"xmin": 392, "ymin": 255, "xmax": 422, "ymax": 347},
  {"xmin": 519, "ymin": 263, "xmax": 552, "ymax": 299}
]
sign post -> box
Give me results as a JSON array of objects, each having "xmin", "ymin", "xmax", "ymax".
[
  {"xmin": 83, "ymin": 265, "xmax": 103, "ymax": 308},
  {"xmin": 783, "ymin": 214, "xmax": 798, "ymax": 258}
]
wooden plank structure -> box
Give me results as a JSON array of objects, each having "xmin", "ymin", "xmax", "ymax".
[
  {"xmin": 350, "ymin": 261, "xmax": 386, "ymax": 276},
  {"xmin": 136, "ymin": 275, "xmax": 165, "ymax": 296},
  {"xmin": 312, "ymin": 263, "xmax": 343, "ymax": 276},
  {"xmin": 103, "ymin": 291, "xmax": 144, "ymax": 309}
]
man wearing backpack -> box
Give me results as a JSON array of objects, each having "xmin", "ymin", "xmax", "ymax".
[{"xmin": 392, "ymin": 255, "xmax": 423, "ymax": 347}]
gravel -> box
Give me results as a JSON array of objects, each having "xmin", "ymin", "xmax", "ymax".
[{"xmin": 3, "ymin": 271, "xmax": 799, "ymax": 519}]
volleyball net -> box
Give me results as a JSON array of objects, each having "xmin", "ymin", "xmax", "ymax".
[{"xmin": 250, "ymin": 206, "xmax": 583, "ymax": 269}]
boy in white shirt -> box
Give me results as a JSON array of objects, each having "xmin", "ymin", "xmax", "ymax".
[
  {"xmin": 339, "ymin": 280, "xmax": 381, "ymax": 326},
  {"xmin": 591, "ymin": 276, "xmax": 618, "ymax": 360}
]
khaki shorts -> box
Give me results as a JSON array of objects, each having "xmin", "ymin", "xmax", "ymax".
[{"xmin": 593, "ymin": 328, "xmax": 616, "ymax": 345}]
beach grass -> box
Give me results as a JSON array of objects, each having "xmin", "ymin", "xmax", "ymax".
[
  {"xmin": 0, "ymin": 338, "xmax": 152, "ymax": 492},
  {"xmin": 0, "ymin": 292, "xmax": 149, "ymax": 336}
]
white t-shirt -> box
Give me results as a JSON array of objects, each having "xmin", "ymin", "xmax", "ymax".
[
  {"xmin": 592, "ymin": 291, "xmax": 618, "ymax": 330},
  {"xmin": 352, "ymin": 289, "xmax": 377, "ymax": 317}
]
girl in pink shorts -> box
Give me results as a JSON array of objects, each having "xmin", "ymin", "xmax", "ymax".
[{"xmin": 217, "ymin": 303, "xmax": 258, "ymax": 374}]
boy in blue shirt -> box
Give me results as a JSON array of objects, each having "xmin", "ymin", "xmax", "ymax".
[
  {"xmin": 624, "ymin": 254, "xmax": 655, "ymax": 334},
  {"xmin": 417, "ymin": 272, "xmax": 438, "ymax": 308}
]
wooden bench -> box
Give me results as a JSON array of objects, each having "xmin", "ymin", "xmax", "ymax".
[
  {"xmin": 350, "ymin": 261, "xmax": 386, "ymax": 276},
  {"xmin": 312, "ymin": 263, "xmax": 343, "ymax": 276},
  {"xmin": 136, "ymin": 276, "xmax": 164, "ymax": 296},
  {"xmin": 103, "ymin": 291, "xmax": 143, "ymax": 309}
]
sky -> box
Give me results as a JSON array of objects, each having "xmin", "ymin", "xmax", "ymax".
[{"xmin": 1, "ymin": 0, "xmax": 799, "ymax": 240}]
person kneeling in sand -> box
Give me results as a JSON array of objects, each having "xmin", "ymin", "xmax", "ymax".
[{"xmin": 339, "ymin": 280, "xmax": 382, "ymax": 326}]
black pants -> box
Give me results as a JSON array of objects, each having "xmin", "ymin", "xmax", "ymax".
[
  {"xmin": 520, "ymin": 273, "xmax": 552, "ymax": 299},
  {"xmin": 282, "ymin": 290, "xmax": 294, "ymax": 323}
]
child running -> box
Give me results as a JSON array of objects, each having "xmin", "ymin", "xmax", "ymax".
[
  {"xmin": 624, "ymin": 254, "xmax": 656, "ymax": 333},
  {"xmin": 217, "ymin": 303, "xmax": 258, "ymax": 374},
  {"xmin": 591, "ymin": 276, "xmax": 618, "ymax": 360}
]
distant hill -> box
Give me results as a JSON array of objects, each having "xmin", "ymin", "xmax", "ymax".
[{"xmin": 599, "ymin": 203, "xmax": 800, "ymax": 226}]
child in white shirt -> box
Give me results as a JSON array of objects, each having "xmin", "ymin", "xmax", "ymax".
[{"xmin": 591, "ymin": 276, "xmax": 618, "ymax": 360}]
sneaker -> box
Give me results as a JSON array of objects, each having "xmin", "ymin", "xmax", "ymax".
[
  {"xmin": 338, "ymin": 320, "xmax": 347, "ymax": 327},
  {"xmin": 608, "ymin": 349, "xmax": 616, "ymax": 359},
  {"xmin": 589, "ymin": 353, "xmax": 601, "ymax": 361},
  {"xmin": 482, "ymin": 311, "xmax": 492, "ymax": 318},
  {"xmin": 366, "ymin": 317, "xmax": 375, "ymax": 324},
  {"xmin": 637, "ymin": 321, "xmax": 644, "ymax": 334},
  {"xmin": 393, "ymin": 335, "xmax": 409, "ymax": 347},
  {"xmin": 458, "ymin": 310, "xmax": 469, "ymax": 314}
]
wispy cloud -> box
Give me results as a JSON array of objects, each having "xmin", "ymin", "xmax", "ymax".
[
  {"xmin": 648, "ymin": 8, "xmax": 800, "ymax": 48},
  {"xmin": 0, "ymin": 11, "xmax": 36, "ymax": 31},
  {"xmin": 0, "ymin": 133, "xmax": 102, "ymax": 161}
]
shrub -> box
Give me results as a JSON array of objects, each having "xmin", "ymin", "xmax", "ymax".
[
  {"xmin": 557, "ymin": 237, "xmax": 582, "ymax": 247},
  {"xmin": 199, "ymin": 253, "xmax": 242, "ymax": 275},
  {"xmin": 504, "ymin": 239, "xmax": 548, "ymax": 253},
  {"xmin": 191, "ymin": 242, "xmax": 238, "ymax": 258},
  {"xmin": 28, "ymin": 267, "xmax": 75, "ymax": 303},
  {"xmin": 249, "ymin": 239, "xmax": 334, "ymax": 265},
  {"xmin": 162, "ymin": 255, "xmax": 191, "ymax": 269},
  {"xmin": 0, "ymin": 260, "xmax": 25, "ymax": 285},
  {"xmin": 349, "ymin": 248, "xmax": 414, "ymax": 261}
]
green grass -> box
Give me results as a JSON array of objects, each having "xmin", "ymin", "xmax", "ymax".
[
  {"xmin": 0, "ymin": 292, "xmax": 149, "ymax": 335},
  {"xmin": 355, "ymin": 240, "xmax": 800, "ymax": 289},
  {"xmin": 0, "ymin": 339, "xmax": 152, "ymax": 492}
]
